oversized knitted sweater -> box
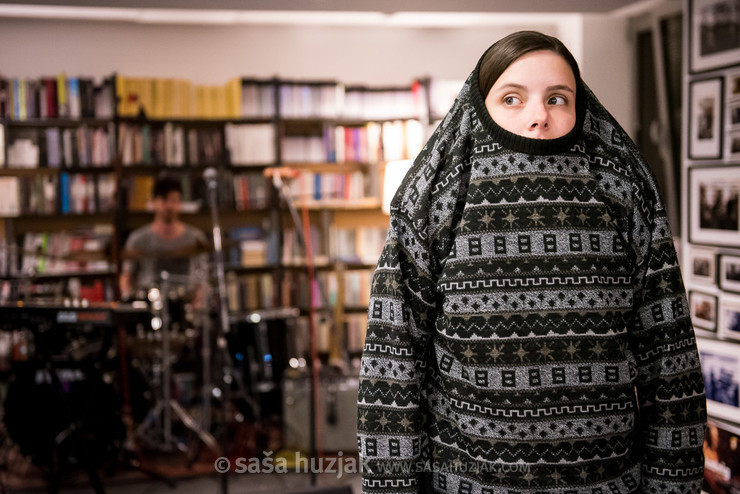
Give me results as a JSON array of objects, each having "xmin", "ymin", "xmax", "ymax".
[{"xmin": 357, "ymin": 51, "xmax": 707, "ymax": 493}]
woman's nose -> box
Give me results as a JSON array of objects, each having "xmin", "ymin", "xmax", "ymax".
[{"xmin": 529, "ymin": 101, "xmax": 549, "ymax": 129}]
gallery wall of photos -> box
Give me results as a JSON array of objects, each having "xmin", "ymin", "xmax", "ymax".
[{"xmin": 683, "ymin": 0, "xmax": 740, "ymax": 433}]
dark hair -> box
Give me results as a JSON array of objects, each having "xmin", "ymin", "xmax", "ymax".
[
  {"xmin": 478, "ymin": 31, "xmax": 581, "ymax": 98},
  {"xmin": 152, "ymin": 175, "xmax": 183, "ymax": 199}
]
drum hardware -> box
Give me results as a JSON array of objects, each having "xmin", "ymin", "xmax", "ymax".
[
  {"xmin": 0, "ymin": 306, "xmax": 128, "ymax": 494},
  {"xmin": 134, "ymin": 272, "xmax": 220, "ymax": 456}
]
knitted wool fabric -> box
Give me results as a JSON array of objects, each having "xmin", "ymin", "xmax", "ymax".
[{"xmin": 357, "ymin": 49, "xmax": 707, "ymax": 494}]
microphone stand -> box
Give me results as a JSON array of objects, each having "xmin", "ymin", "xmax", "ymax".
[{"xmin": 203, "ymin": 168, "xmax": 255, "ymax": 494}]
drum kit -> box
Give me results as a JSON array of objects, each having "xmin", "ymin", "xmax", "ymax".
[
  {"xmin": 1, "ymin": 167, "xmax": 333, "ymax": 493},
  {"xmin": 1, "ymin": 170, "xmax": 295, "ymax": 493}
]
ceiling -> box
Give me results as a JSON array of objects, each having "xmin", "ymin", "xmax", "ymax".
[{"xmin": 0, "ymin": 0, "xmax": 647, "ymax": 14}]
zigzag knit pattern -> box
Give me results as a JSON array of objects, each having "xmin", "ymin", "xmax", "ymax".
[{"xmin": 357, "ymin": 60, "xmax": 706, "ymax": 494}]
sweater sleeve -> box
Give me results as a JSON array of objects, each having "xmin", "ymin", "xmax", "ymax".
[
  {"xmin": 356, "ymin": 193, "xmax": 438, "ymax": 494},
  {"xmin": 628, "ymin": 160, "xmax": 707, "ymax": 493}
]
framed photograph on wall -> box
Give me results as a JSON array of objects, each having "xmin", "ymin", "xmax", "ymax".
[
  {"xmin": 727, "ymin": 70, "xmax": 740, "ymax": 161},
  {"xmin": 720, "ymin": 254, "xmax": 740, "ymax": 292},
  {"xmin": 697, "ymin": 337, "xmax": 740, "ymax": 424},
  {"xmin": 690, "ymin": 290, "xmax": 718, "ymax": 332},
  {"xmin": 689, "ymin": 166, "xmax": 740, "ymax": 246},
  {"xmin": 690, "ymin": 0, "xmax": 740, "ymax": 73},
  {"xmin": 719, "ymin": 292, "xmax": 740, "ymax": 341},
  {"xmin": 703, "ymin": 418, "xmax": 740, "ymax": 493},
  {"xmin": 688, "ymin": 246, "xmax": 717, "ymax": 284},
  {"xmin": 689, "ymin": 77, "xmax": 723, "ymax": 159}
]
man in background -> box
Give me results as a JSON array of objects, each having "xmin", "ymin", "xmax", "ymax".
[{"xmin": 119, "ymin": 175, "xmax": 209, "ymax": 300}]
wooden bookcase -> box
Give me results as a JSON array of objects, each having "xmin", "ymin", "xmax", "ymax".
[{"xmin": 0, "ymin": 73, "xmax": 430, "ymax": 364}]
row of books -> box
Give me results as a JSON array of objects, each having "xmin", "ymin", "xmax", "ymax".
[
  {"xmin": 19, "ymin": 228, "xmax": 113, "ymax": 277},
  {"xmin": 125, "ymin": 174, "xmax": 199, "ymax": 212},
  {"xmin": 225, "ymin": 123, "xmax": 276, "ymax": 165},
  {"xmin": 225, "ymin": 268, "xmax": 371, "ymax": 324},
  {"xmin": 228, "ymin": 226, "xmax": 279, "ymax": 267},
  {"xmin": 282, "ymin": 123, "xmax": 382, "ymax": 164},
  {"xmin": 116, "ymin": 76, "xmax": 243, "ymax": 119},
  {"xmin": 60, "ymin": 173, "xmax": 117, "ymax": 214},
  {"xmin": 343, "ymin": 85, "xmax": 423, "ymax": 120},
  {"xmin": 5, "ymin": 123, "xmax": 114, "ymax": 169},
  {"xmin": 279, "ymin": 82, "xmax": 343, "ymax": 119},
  {"xmin": 343, "ymin": 270, "xmax": 372, "ymax": 307},
  {"xmin": 229, "ymin": 224, "xmax": 385, "ymax": 269},
  {"xmin": 0, "ymin": 76, "xmax": 115, "ymax": 121},
  {"xmin": 232, "ymin": 172, "xmax": 272, "ymax": 211},
  {"xmin": 282, "ymin": 120, "xmax": 424, "ymax": 164},
  {"xmin": 118, "ymin": 122, "xmax": 223, "ymax": 166},
  {"xmin": 0, "ymin": 74, "xmax": 448, "ymax": 123},
  {"xmin": 285, "ymin": 171, "xmax": 369, "ymax": 204},
  {"xmin": 330, "ymin": 227, "xmax": 387, "ymax": 265},
  {"xmin": 0, "ymin": 173, "xmax": 116, "ymax": 216},
  {"xmin": 225, "ymin": 271, "xmax": 276, "ymax": 313},
  {"xmin": 125, "ymin": 171, "xmax": 264, "ymax": 212},
  {"xmin": 241, "ymin": 81, "xmax": 276, "ymax": 118},
  {"xmin": 345, "ymin": 313, "xmax": 368, "ymax": 354},
  {"xmin": 282, "ymin": 226, "xmax": 387, "ymax": 266}
]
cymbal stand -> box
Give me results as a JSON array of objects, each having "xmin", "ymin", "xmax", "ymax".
[{"xmin": 136, "ymin": 272, "xmax": 220, "ymax": 455}]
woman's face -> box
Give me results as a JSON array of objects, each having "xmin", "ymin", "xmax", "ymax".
[{"xmin": 485, "ymin": 50, "xmax": 577, "ymax": 139}]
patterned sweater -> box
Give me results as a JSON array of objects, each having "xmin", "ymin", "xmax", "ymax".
[{"xmin": 357, "ymin": 57, "xmax": 706, "ymax": 493}]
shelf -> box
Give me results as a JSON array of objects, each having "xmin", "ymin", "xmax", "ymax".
[
  {"xmin": 345, "ymin": 306, "xmax": 371, "ymax": 314},
  {"xmin": 0, "ymin": 166, "xmax": 116, "ymax": 174},
  {"xmin": 281, "ymin": 117, "xmax": 422, "ymax": 127},
  {"xmin": 7, "ymin": 268, "xmax": 115, "ymax": 280},
  {"xmin": 281, "ymin": 162, "xmax": 377, "ymax": 173},
  {"xmin": 1, "ymin": 118, "xmax": 113, "ymax": 128},
  {"xmin": 226, "ymin": 261, "xmax": 377, "ymax": 273},
  {"xmin": 2, "ymin": 212, "xmax": 114, "ymax": 220},
  {"xmin": 116, "ymin": 116, "xmax": 275, "ymax": 125},
  {"xmin": 293, "ymin": 198, "xmax": 381, "ymax": 210},
  {"xmin": 120, "ymin": 164, "xmax": 225, "ymax": 172}
]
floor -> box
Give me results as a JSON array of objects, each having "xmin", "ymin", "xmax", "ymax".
[
  {"xmin": 57, "ymin": 472, "xmax": 361, "ymax": 494},
  {"xmin": 3, "ymin": 459, "xmax": 361, "ymax": 494},
  {"xmin": 1, "ymin": 420, "xmax": 362, "ymax": 494}
]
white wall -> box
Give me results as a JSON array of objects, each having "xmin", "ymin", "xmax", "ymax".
[
  {"xmin": 0, "ymin": 15, "xmax": 634, "ymax": 131},
  {"xmin": 581, "ymin": 14, "xmax": 636, "ymax": 136}
]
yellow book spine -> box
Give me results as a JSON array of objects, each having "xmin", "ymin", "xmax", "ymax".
[
  {"xmin": 163, "ymin": 79, "xmax": 174, "ymax": 119},
  {"xmin": 154, "ymin": 79, "xmax": 166, "ymax": 120},
  {"xmin": 57, "ymin": 72, "xmax": 67, "ymax": 117},
  {"xmin": 181, "ymin": 80, "xmax": 192, "ymax": 118},
  {"xmin": 227, "ymin": 78, "xmax": 241, "ymax": 118},
  {"xmin": 141, "ymin": 78, "xmax": 154, "ymax": 119}
]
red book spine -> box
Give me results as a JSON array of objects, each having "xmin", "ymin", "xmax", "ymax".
[{"xmin": 44, "ymin": 79, "xmax": 58, "ymax": 118}]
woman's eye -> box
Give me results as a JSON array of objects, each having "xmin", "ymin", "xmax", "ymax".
[
  {"xmin": 503, "ymin": 96, "xmax": 521, "ymax": 105},
  {"xmin": 549, "ymin": 95, "xmax": 567, "ymax": 105}
]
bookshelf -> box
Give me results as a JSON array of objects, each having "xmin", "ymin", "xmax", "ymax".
[{"xmin": 0, "ymin": 72, "xmax": 428, "ymax": 363}]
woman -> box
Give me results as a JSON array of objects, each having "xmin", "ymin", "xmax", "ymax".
[{"xmin": 357, "ymin": 31, "xmax": 706, "ymax": 493}]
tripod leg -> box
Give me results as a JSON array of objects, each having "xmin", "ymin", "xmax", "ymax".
[{"xmin": 169, "ymin": 400, "xmax": 221, "ymax": 454}]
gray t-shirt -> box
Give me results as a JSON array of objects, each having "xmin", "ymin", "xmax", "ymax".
[{"xmin": 123, "ymin": 224, "xmax": 209, "ymax": 291}]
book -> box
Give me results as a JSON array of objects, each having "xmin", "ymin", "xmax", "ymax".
[
  {"xmin": 43, "ymin": 78, "xmax": 58, "ymax": 118},
  {"xmin": 0, "ymin": 78, "xmax": 9, "ymax": 119},
  {"xmin": 57, "ymin": 73, "xmax": 69, "ymax": 118},
  {"xmin": 225, "ymin": 123, "xmax": 276, "ymax": 165},
  {"xmin": 0, "ymin": 177, "xmax": 20, "ymax": 216},
  {"xmin": 45, "ymin": 127, "xmax": 61, "ymax": 168},
  {"xmin": 68, "ymin": 77, "xmax": 81, "ymax": 119}
]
